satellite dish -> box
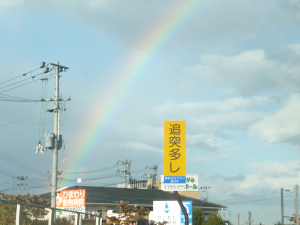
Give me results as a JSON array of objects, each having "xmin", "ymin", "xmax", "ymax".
[{"xmin": 77, "ymin": 178, "xmax": 82, "ymax": 183}]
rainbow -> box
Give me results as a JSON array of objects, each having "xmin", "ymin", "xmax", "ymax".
[{"xmin": 65, "ymin": 0, "xmax": 208, "ymax": 177}]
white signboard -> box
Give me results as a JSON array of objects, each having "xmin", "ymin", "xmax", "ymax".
[
  {"xmin": 153, "ymin": 201, "xmax": 192, "ymax": 225},
  {"xmin": 161, "ymin": 175, "xmax": 198, "ymax": 191},
  {"xmin": 185, "ymin": 175, "xmax": 198, "ymax": 191}
]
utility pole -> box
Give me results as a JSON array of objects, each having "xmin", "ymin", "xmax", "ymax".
[
  {"xmin": 249, "ymin": 211, "xmax": 251, "ymax": 225},
  {"xmin": 238, "ymin": 213, "xmax": 240, "ymax": 225},
  {"xmin": 281, "ymin": 188, "xmax": 284, "ymax": 225},
  {"xmin": 144, "ymin": 164, "xmax": 158, "ymax": 189},
  {"xmin": 14, "ymin": 176, "xmax": 27, "ymax": 195},
  {"xmin": 117, "ymin": 160, "xmax": 131, "ymax": 187},
  {"xmin": 296, "ymin": 184, "xmax": 299, "ymax": 225},
  {"xmin": 36, "ymin": 62, "xmax": 70, "ymax": 210},
  {"xmin": 200, "ymin": 186, "xmax": 210, "ymax": 201},
  {"xmin": 51, "ymin": 62, "xmax": 59, "ymax": 209}
]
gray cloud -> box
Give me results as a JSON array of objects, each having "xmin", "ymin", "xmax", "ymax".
[
  {"xmin": 0, "ymin": 0, "xmax": 283, "ymax": 48},
  {"xmin": 205, "ymin": 174, "xmax": 245, "ymax": 182},
  {"xmin": 278, "ymin": 0, "xmax": 300, "ymax": 26},
  {"xmin": 187, "ymin": 45, "xmax": 300, "ymax": 96}
]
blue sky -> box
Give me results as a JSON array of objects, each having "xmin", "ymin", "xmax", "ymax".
[{"xmin": 1, "ymin": 0, "xmax": 300, "ymax": 224}]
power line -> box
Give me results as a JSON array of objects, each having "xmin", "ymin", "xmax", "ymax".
[
  {"xmin": 61, "ymin": 167, "xmax": 147, "ymax": 185},
  {"xmin": 0, "ymin": 79, "xmax": 41, "ymax": 93},
  {"xmin": 0, "ymin": 152, "xmax": 47, "ymax": 175},
  {"xmin": 0, "ymin": 72, "xmax": 55, "ymax": 94},
  {"xmin": 0, "ymin": 169, "xmax": 15, "ymax": 177},
  {"xmin": 64, "ymin": 165, "xmax": 119, "ymax": 174},
  {"xmin": 0, "ymin": 94, "xmax": 40, "ymax": 102},
  {"xmin": 0, "ymin": 93, "xmax": 38, "ymax": 100},
  {"xmin": 223, "ymin": 195, "xmax": 294, "ymax": 205},
  {"xmin": 0, "ymin": 67, "xmax": 41, "ymax": 85},
  {"xmin": 0, "ymin": 172, "xmax": 51, "ymax": 194},
  {"xmin": 0, "ymin": 71, "xmax": 45, "ymax": 90},
  {"xmin": 62, "ymin": 172, "xmax": 119, "ymax": 182},
  {"xmin": 0, "ymin": 112, "xmax": 46, "ymax": 128},
  {"xmin": 213, "ymin": 191, "xmax": 279, "ymax": 202}
]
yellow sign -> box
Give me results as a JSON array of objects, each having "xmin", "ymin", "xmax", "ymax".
[{"xmin": 164, "ymin": 121, "xmax": 186, "ymax": 177}]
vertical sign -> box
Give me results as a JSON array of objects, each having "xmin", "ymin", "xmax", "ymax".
[{"xmin": 164, "ymin": 121, "xmax": 186, "ymax": 184}]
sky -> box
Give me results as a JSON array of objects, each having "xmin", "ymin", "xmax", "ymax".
[{"xmin": 0, "ymin": 0, "xmax": 300, "ymax": 224}]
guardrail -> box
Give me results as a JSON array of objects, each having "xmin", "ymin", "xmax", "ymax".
[{"xmin": 0, "ymin": 198, "xmax": 102, "ymax": 225}]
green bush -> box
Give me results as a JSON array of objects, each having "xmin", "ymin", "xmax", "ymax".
[
  {"xmin": 193, "ymin": 208, "xmax": 204, "ymax": 225},
  {"xmin": 206, "ymin": 212, "xmax": 224, "ymax": 225}
]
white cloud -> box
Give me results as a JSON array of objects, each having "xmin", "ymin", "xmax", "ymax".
[
  {"xmin": 117, "ymin": 133, "xmax": 224, "ymax": 153},
  {"xmin": 187, "ymin": 156, "xmax": 213, "ymax": 163},
  {"xmin": 0, "ymin": 0, "xmax": 24, "ymax": 8},
  {"xmin": 104, "ymin": 96, "xmax": 274, "ymax": 154},
  {"xmin": 119, "ymin": 142, "xmax": 162, "ymax": 153},
  {"xmin": 187, "ymin": 45, "xmax": 300, "ymax": 96},
  {"xmin": 187, "ymin": 133, "xmax": 225, "ymax": 151},
  {"xmin": 250, "ymin": 94, "xmax": 300, "ymax": 146},
  {"xmin": 207, "ymin": 160, "xmax": 300, "ymax": 202},
  {"xmin": 246, "ymin": 160, "xmax": 300, "ymax": 178},
  {"xmin": 192, "ymin": 111, "xmax": 266, "ymax": 131},
  {"xmin": 113, "ymin": 97, "xmax": 276, "ymax": 153},
  {"xmin": 155, "ymin": 97, "xmax": 272, "ymax": 116}
]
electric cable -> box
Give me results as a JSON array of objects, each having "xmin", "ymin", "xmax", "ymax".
[
  {"xmin": 0, "ymin": 72, "xmax": 45, "ymax": 90},
  {"xmin": 214, "ymin": 191, "xmax": 279, "ymax": 202},
  {"xmin": 0, "ymin": 93, "xmax": 40, "ymax": 102},
  {"xmin": 64, "ymin": 165, "xmax": 119, "ymax": 175},
  {"xmin": 61, "ymin": 167, "xmax": 147, "ymax": 185},
  {"xmin": 0, "ymin": 112, "xmax": 46, "ymax": 128},
  {"xmin": 0, "ymin": 152, "xmax": 47, "ymax": 175},
  {"xmin": 0, "ymin": 169, "xmax": 15, "ymax": 177},
  {"xmin": 0, "ymin": 72, "xmax": 55, "ymax": 94},
  {"xmin": 0, "ymin": 67, "xmax": 41, "ymax": 85},
  {"xmin": 222, "ymin": 195, "xmax": 294, "ymax": 205}
]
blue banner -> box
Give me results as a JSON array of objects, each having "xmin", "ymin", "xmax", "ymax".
[{"xmin": 164, "ymin": 176, "xmax": 186, "ymax": 183}]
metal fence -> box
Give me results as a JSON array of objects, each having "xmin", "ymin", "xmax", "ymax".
[{"xmin": 0, "ymin": 198, "xmax": 102, "ymax": 225}]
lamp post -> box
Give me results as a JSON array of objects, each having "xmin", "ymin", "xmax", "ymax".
[{"xmin": 263, "ymin": 213, "xmax": 271, "ymax": 225}]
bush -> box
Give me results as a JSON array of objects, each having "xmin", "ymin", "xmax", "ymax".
[
  {"xmin": 193, "ymin": 208, "xmax": 204, "ymax": 225},
  {"xmin": 206, "ymin": 212, "xmax": 223, "ymax": 225}
]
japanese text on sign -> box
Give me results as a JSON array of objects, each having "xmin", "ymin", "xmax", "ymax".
[
  {"xmin": 56, "ymin": 189, "xmax": 86, "ymax": 208},
  {"xmin": 164, "ymin": 121, "xmax": 186, "ymax": 177},
  {"xmin": 186, "ymin": 177, "xmax": 197, "ymax": 190}
]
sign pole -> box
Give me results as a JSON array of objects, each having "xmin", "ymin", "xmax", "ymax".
[{"xmin": 174, "ymin": 191, "xmax": 189, "ymax": 225}]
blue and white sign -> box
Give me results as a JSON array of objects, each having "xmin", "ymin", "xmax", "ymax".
[
  {"xmin": 180, "ymin": 201, "xmax": 192, "ymax": 225},
  {"xmin": 161, "ymin": 175, "xmax": 198, "ymax": 191},
  {"xmin": 153, "ymin": 201, "xmax": 193, "ymax": 225},
  {"xmin": 164, "ymin": 176, "xmax": 186, "ymax": 184}
]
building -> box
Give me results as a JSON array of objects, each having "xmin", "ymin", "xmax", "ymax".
[
  {"xmin": 119, "ymin": 179, "xmax": 201, "ymax": 200},
  {"xmin": 40, "ymin": 185, "xmax": 226, "ymax": 221}
]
